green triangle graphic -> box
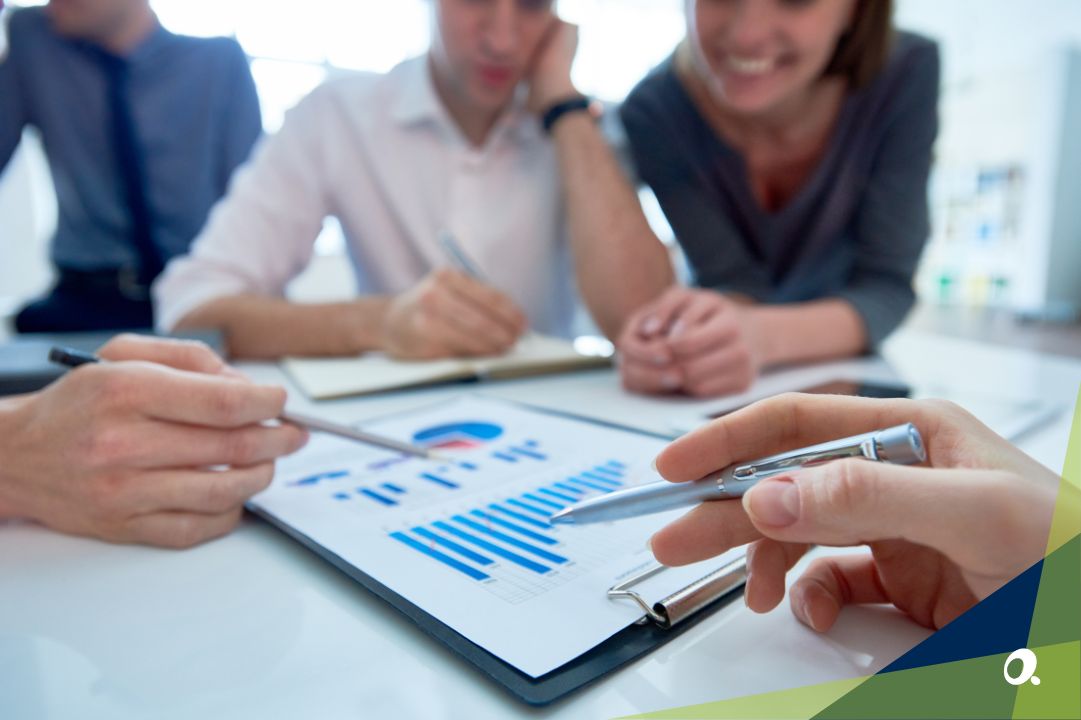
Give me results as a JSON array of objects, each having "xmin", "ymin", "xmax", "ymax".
[
  {"xmin": 1014, "ymin": 386, "xmax": 1081, "ymax": 719},
  {"xmin": 813, "ymin": 652, "xmax": 1020, "ymax": 719},
  {"xmin": 620, "ymin": 676, "xmax": 866, "ymax": 720},
  {"xmin": 1012, "ymin": 642, "xmax": 1081, "ymax": 720}
]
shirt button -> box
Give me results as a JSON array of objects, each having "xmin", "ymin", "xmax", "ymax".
[{"xmin": 462, "ymin": 153, "xmax": 485, "ymax": 172}]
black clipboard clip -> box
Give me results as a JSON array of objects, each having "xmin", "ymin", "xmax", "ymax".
[{"xmin": 608, "ymin": 557, "xmax": 748, "ymax": 629}]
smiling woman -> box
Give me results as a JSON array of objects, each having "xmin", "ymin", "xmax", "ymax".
[{"xmin": 614, "ymin": 0, "xmax": 940, "ymax": 398}]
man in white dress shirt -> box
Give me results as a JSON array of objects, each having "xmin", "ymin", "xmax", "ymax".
[{"xmin": 154, "ymin": 0, "xmax": 673, "ymax": 360}]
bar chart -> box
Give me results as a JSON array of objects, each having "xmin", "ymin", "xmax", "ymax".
[
  {"xmin": 254, "ymin": 396, "xmax": 706, "ymax": 678},
  {"xmin": 389, "ymin": 459, "xmax": 635, "ymax": 604}
]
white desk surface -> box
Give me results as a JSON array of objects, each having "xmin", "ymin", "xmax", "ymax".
[{"xmin": 3, "ymin": 329, "xmax": 1079, "ymax": 719}]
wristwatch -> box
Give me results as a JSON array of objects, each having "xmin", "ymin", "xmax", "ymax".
[{"xmin": 541, "ymin": 95, "xmax": 603, "ymax": 135}]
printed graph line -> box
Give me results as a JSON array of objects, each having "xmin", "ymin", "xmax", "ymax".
[
  {"xmin": 390, "ymin": 531, "xmax": 489, "ymax": 581},
  {"xmin": 489, "ymin": 503, "xmax": 550, "ymax": 528},
  {"xmin": 452, "ymin": 515, "xmax": 568, "ymax": 564},
  {"xmin": 523, "ymin": 493, "xmax": 564, "ymax": 510},
  {"xmin": 412, "ymin": 527, "xmax": 493, "ymax": 566},
  {"xmin": 432, "ymin": 521, "xmax": 551, "ymax": 574},
  {"xmin": 567, "ymin": 477, "xmax": 614, "ymax": 493},
  {"xmin": 539, "ymin": 487, "xmax": 577, "ymax": 503},
  {"xmin": 420, "ymin": 472, "xmax": 459, "ymax": 489},
  {"xmin": 470, "ymin": 510, "xmax": 557, "ymax": 545},
  {"xmin": 359, "ymin": 488, "xmax": 398, "ymax": 506},
  {"xmin": 510, "ymin": 446, "xmax": 548, "ymax": 461},
  {"xmin": 506, "ymin": 498, "xmax": 552, "ymax": 517},
  {"xmin": 580, "ymin": 471, "xmax": 622, "ymax": 486}
]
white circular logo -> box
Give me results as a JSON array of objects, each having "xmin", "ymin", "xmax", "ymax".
[{"xmin": 1003, "ymin": 648, "xmax": 1041, "ymax": 686}]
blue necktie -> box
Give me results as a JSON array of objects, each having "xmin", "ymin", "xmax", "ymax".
[{"xmin": 99, "ymin": 51, "xmax": 163, "ymax": 289}]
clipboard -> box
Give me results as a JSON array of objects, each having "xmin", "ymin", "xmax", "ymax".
[{"xmin": 248, "ymin": 397, "xmax": 748, "ymax": 706}]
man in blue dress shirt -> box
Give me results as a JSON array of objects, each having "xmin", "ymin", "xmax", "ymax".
[{"xmin": 0, "ymin": 0, "xmax": 262, "ymax": 332}]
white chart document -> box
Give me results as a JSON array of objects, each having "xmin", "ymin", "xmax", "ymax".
[{"xmin": 251, "ymin": 396, "xmax": 744, "ymax": 678}]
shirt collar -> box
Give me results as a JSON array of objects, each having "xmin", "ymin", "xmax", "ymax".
[
  {"xmin": 391, "ymin": 54, "xmax": 543, "ymax": 147},
  {"xmin": 79, "ymin": 16, "xmax": 170, "ymax": 66},
  {"xmin": 124, "ymin": 17, "xmax": 171, "ymax": 64}
]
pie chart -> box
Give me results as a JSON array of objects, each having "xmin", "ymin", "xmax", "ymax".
[{"xmin": 412, "ymin": 421, "xmax": 504, "ymax": 450}]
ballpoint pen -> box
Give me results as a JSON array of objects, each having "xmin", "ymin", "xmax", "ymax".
[
  {"xmin": 439, "ymin": 230, "xmax": 487, "ymax": 282},
  {"xmin": 550, "ymin": 424, "xmax": 927, "ymax": 525},
  {"xmin": 439, "ymin": 229, "xmax": 537, "ymax": 342},
  {"xmin": 47, "ymin": 346, "xmax": 446, "ymax": 461}
]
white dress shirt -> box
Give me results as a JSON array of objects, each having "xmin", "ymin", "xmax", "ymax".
[{"xmin": 154, "ymin": 55, "xmax": 578, "ymax": 337}]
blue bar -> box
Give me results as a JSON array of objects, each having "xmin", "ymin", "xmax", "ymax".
[
  {"xmin": 420, "ymin": 472, "xmax": 459, "ymax": 489},
  {"xmin": 581, "ymin": 471, "xmax": 622, "ymax": 486},
  {"xmin": 489, "ymin": 503, "xmax": 551, "ymax": 528},
  {"xmin": 524, "ymin": 439, "xmax": 539, "ymax": 447},
  {"xmin": 508, "ymin": 497, "xmax": 553, "ymax": 512},
  {"xmin": 568, "ymin": 477, "xmax": 615, "ymax": 493},
  {"xmin": 358, "ymin": 488, "xmax": 398, "ymax": 506},
  {"xmin": 458, "ymin": 461, "xmax": 479, "ymax": 471},
  {"xmin": 452, "ymin": 516, "xmax": 567, "ymax": 563},
  {"xmin": 470, "ymin": 510, "xmax": 557, "ymax": 545},
  {"xmin": 554, "ymin": 482, "xmax": 584, "ymax": 496},
  {"xmin": 607, "ymin": 460, "xmax": 627, "ymax": 469},
  {"xmin": 523, "ymin": 493, "xmax": 564, "ymax": 510},
  {"xmin": 491, "ymin": 452, "xmax": 519, "ymax": 463},
  {"xmin": 333, "ymin": 492, "xmax": 351, "ymax": 501},
  {"xmin": 381, "ymin": 483, "xmax": 406, "ymax": 494},
  {"xmin": 510, "ymin": 446, "xmax": 548, "ymax": 461},
  {"xmin": 390, "ymin": 532, "xmax": 489, "ymax": 581},
  {"xmin": 433, "ymin": 522, "xmax": 550, "ymax": 574},
  {"xmin": 294, "ymin": 469, "xmax": 349, "ymax": 486},
  {"xmin": 539, "ymin": 487, "xmax": 578, "ymax": 503},
  {"xmin": 592, "ymin": 465, "xmax": 623, "ymax": 478},
  {"xmin": 412, "ymin": 527, "xmax": 493, "ymax": 565}
]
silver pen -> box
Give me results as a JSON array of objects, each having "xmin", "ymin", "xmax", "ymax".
[
  {"xmin": 439, "ymin": 229, "xmax": 536, "ymax": 342},
  {"xmin": 439, "ymin": 230, "xmax": 487, "ymax": 282},
  {"xmin": 280, "ymin": 411, "xmax": 448, "ymax": 461},
  {"xmin": 550, "ymin": 424, "xmax": 926, "ymax": 525},
  {"xmin": 47, "ymin": 347, "xmax": 445, "ymax": 462}
]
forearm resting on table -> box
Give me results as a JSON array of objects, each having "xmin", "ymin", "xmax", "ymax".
[
  {"xmin": 0, "ymin": 395, "xmax": 31, "ymax": 518},
  {"xmin": 174, "ymin": 294, "xmax": 392, "ymax": 360},
  {"xmin": 751, "ymin": 298, "xmax": 868, "ymax": 367},
  {"xmin": 551, "ymin": 113, "xmax": 674, "ymax": 339}
]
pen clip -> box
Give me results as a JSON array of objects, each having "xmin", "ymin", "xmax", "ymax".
[{"xmin": 732, "ymin": 436, "xmax": 879, "ymax": 480}]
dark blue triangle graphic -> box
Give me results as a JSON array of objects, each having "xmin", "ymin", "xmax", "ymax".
[{"xmin": 879, "ymin": 556, "xmax": 1044, "ymax": 674}]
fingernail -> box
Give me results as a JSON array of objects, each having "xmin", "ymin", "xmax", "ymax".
[
  {"xmin": 642, "ymin": 317, "xmax": 660, "ymax": 335},
  {"xmin": 652, "ymin": 354, "xmax": 669, "ymax": 366},
  {"xmin": 798, "ymin": 597, "xmax": 814, "ymax": 629},
  {"xmin": 661, "ymin": 373, "xmax": 681, "ymax": 390},
  {"xmin": 650, "ymin": 457, "xmax": 658, "ymax": 472},
  {"xmin": 745, "ymin": 477, "xmax": 799, "ymax": 527},
  {"xmin": 669, "ymin": 320, "xmax": 685, "ymax": 338},
  {"xmin": 646, "ymin": 536, "xmax": 655, "ymax": 554}
]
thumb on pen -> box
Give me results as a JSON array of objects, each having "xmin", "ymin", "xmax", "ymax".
[{"xmin": 740, "ymin": 460, "xmax": 1051, "ymax": 578}]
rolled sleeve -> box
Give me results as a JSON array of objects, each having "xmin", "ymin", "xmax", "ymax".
[
  {"xmin": 153, "ymin": 85, "xmax": 337, "ymax": 331},
  {"xmin": 835, "ymin": 42, "xmax": 941, "ymax": 347}
]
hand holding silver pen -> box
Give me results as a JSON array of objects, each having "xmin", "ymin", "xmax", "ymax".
[
  {"xmin": 636, "ymin": 392, "xmax": 1060, "ymax": 636},
  {"xmin": 379, "ymin": 235, "xmax": 527, "ymax": 359},
  {"xmin": 551, "ymin": 423, "xmax": 926, "ymax": 524}
]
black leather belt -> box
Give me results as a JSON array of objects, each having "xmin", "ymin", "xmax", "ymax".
[{"xmin": 56, "ymin": 266, "xmax": 152, "ymax": 302}]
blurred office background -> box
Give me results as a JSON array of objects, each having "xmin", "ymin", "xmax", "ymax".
[{"xmin": 2, "ymin": 0, "xmax": 1080, "ymax": 339}]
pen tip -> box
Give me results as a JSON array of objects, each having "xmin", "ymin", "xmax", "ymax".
[{"xmin": 550, "ymin": 510, "xmax": 573, "ymax": 525}]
